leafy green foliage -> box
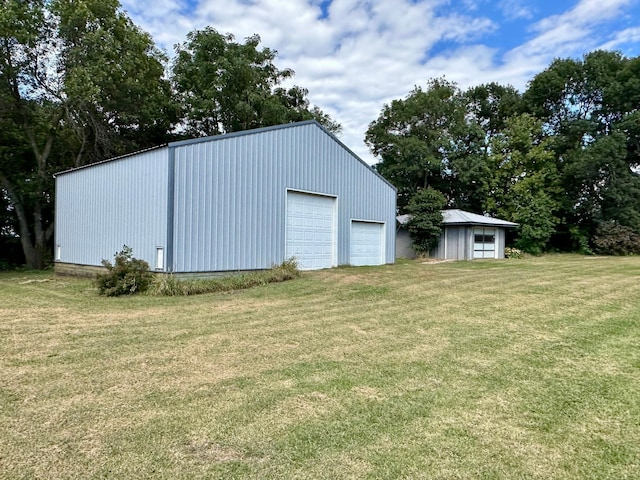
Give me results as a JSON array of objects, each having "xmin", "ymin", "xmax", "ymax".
[
  {"xmin": 0, "ymin": 0, "xmax": 173, "ymax": 269},
  {"xmin": 366, "ymin": 78, "xmax": 467, "ymax": 209},
  {"xmin": 524, "ymin": 50, "xmax": 640, "ymax": 250},
  {"xmin": 172, "ymin": 27, "xmax": 340, "ymax": 136},
  {"xmin": 95, "ymin": 246, "xmax": 152, "ymax": 296},
  {"xmin": 485, "ymin": 114, "xmax": 560, "ymax": 254},
  {"xmin": 405, "ymin": 188, "xmax": 446, "ymax": 254},
  {"xmin": 54, "ymin": 0, "xmax": 176, "ymax": 158},
  {"xmin": 592, "ymin": 221, "xmax": 640, "ymax": 255},
  {"xmin": 147, "ymin": 258, "xmax": 300, "ymax": 296},
  {"xmin": 370, "ymin": 50, "xmax": 640, "ymax": 255}
]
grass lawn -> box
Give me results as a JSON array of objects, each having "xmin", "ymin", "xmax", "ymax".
[{"xmin": 1, "ymin": 255, "xmax": 639, "ymax": 479}]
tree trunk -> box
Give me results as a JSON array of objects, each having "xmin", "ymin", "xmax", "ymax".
[{"xmin": 0, "ymin": 173, "xmax": 49, "ymax": 269}]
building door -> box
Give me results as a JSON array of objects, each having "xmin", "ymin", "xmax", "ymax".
[
  {"xmin": 473, "ymin": 227, "xmax": 496, "ymax": 259},
  {"xmin": 285, "ymin": 191, "xmax": 336, "ymax": 270},
  {"xmin": 350, "ymin": 221, "xmax": 385, "ymax": 266}
]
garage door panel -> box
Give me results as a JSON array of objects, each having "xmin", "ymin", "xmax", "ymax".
[
  {"xmin": 286, "ymin": 192, "xmax": 336, "ymax": 270},
  {"xmin": 350, "ymin": 221, "xmax": 384, "ymax": 266}
]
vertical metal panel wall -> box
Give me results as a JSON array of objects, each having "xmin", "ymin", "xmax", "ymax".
[
  {"xmin": 55, "ymin": 148, "xmax": 169, "ymax": 267},
  {"xmin": 170, "ymin": 122, "xmax": 396, "ymax": 272},
  {"xmin": 433, "ymin": 226, "xmax": 467, "ymax": 260},
  {"xmin": 395, "ymin": 229, "xmax": 417, "ymax": 259},
  {"xmin": 449, "ymin": 226, "xmax": 466, "ymax": 260},
  {"xmin": 496, "ymin": 229, "xmax": 506, "ymax": 259},
  {"xmin": 435, "ymin": 225, "xmax": 509, "ymax": 260}
]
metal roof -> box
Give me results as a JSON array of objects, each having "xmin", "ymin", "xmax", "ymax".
[
  {"xmin": 442, "ymin": 209, "xmax": 518, "ymax": 227},
  {"xmin": 397, "ymin": 209, "xmax": 518, "ymax": 227}
]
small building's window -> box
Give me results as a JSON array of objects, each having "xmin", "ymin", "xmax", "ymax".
[
  {"xmin": 56, "ymin": 245, "xmax": 61, "ymax": 261},
  {"xmin": 155, "ymin": 247, "xmax": 164, "ymax": 270},
  {"xmin": 473, "ymin": 228, "xmax": 495, "ymax": 259}
]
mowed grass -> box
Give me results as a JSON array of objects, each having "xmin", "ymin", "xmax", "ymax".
[{"xmin": 1, "ymin": 256, "xmax": 639, "ymax": 479}]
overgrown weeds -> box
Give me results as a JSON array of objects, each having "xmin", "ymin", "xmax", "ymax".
[{"xmin": 147, "ymin": 258, "xmax": 300, "ymax": 296}]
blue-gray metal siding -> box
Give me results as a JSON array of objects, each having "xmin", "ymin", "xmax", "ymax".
[
  {"xmin": 496, "ymin": 229, "xmax": 506, "ymax": 259},
  {"xmin": 171, "ymin": 122, "xmax": 396, "ymax": 272},
  {"xmin": 432, "ymin": 225, "xmax": 507, "ymax": 260},
  {"xmin": 395, "ymin": 229, "xmax": 416, "ymax": 259},
  {"xmin": 55, "ymin": 148, "xmax": 169, "ymax": 267},
  {"xmin": 432, "ymin": 225, "xmax": 466, "ymax": 259}
]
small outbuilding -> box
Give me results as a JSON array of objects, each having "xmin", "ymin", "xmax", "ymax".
[
  {"xmin": 396, "ymin": 209, "xmax": 518, "ymax": 260},
  {"xmin": 55, "ymin": 121, "xmax": 397, "ymax": 275}
]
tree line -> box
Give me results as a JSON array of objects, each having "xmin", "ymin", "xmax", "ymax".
[
  {"xmin": 366, "ymin": 51, "xmax": 640, "ymax": 255},
  {"xmin": 2, "ymin": 1, "xmax": 638, "ymax": 268}
]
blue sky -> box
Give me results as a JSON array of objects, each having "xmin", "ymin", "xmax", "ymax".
[{"xmin": 120, "ymin": 0, "xmax": 640, "ymax": 163}]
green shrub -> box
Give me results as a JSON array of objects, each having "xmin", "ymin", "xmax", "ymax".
[
  {"xmin": 147, "ymin": 258, "xmax": 300, "ymax": 296},
  {"xmin": 569, "ymin": 226, "xmax": 594, "ymax": 255},
  {"xmin": 405, "ymin": 188, "xmax": 446, "ymax": 255},
  {"xmin": 593, "ymin": 221, "xmax": 640, "ymax": 255},
  {"xmin": 95, "ymin": 246, "xmax": 153, "ymax": 296}
]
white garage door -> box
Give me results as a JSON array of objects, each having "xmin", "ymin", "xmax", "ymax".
[
  {"xmin": 473, "ymin": 227, "xmax": 496, "ymax": 259},
  {"xmin": 286, "ymin": 192, "xmax": 336, "ymax": 270},
  {"xmin": 350, "ymin": 221, "xmax": 385, "ymax": 266}
]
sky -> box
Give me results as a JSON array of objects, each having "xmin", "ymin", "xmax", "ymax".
[{"xmin": 120, "ymin": 0, "xmax": 640, "ymax": 164}]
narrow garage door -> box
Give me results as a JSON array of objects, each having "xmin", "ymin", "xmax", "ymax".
[
  {"xmin": 350, "ymin": 221, "xmax": 384, "ymax": 266},
  {"xmin": 473, "ymin": 227, "xmax": 496, "ymax": 259},
  {"xmin": 286, "ymin": 192, "xmax": 336, "ymax": 270}
]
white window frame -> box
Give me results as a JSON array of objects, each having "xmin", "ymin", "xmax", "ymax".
[{"xmin": 155, "ymin": 246, "xmax": 164, "ymax": 270}]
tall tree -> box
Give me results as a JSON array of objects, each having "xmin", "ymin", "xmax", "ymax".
[
  {"xmin": 485, "ymin": 114, "xmax": 561, "ymax": 254},
  {"xmin": 366, "ymin": 79, "xmax": 522, "ymax": 212},
  {"xmin": 444, "ymin": 83, "xmax": 522, "ymax": 212},
  {"xmin": 368, "ymin": 51, "xmax": 640, "ymax": 254},
  {"xmin": 0, "ymin": 0, "xmax": 173, "ymax": 268},
  {"xmin": 466, "ymin": 83, "xmax": 522, "ymax": 143},
  {"xmin": 524, "ymin": 50, "xmax": 640, "ymax": 250},
  {"xmin": 172, "ymin": 28, "xmax": 340, "ymax": 136},
  {"xmin": 365, "ymin": 78, "xmax": 466, "ymax": 210}
]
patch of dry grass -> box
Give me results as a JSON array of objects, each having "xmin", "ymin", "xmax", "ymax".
[{"xmin": 1, "ymin": 255, "xmax": 639, "ymax": 478}]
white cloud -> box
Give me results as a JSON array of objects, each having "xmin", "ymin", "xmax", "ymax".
[
  {"xmin": 502, "ymin": 0, "xmax": 637, "ymax": 85},
  {"xmin": 499, "ymin": 0, "xmax": 534, "ymax": 20},
  {"xmin": 599, "ymin": 27, "xmax": 640, "ymax": 51},
  {"xmin": 120, "ymin": 0, "xmax": 639, "ymax": 164}
]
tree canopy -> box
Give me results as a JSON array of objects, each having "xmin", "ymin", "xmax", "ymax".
[
  {"xmin": 172, "ymin": 27, "xmax": 341, "ymax": 136},
  {"xmin": 367, "ymin": 50, "xmax": 640, "ymax": 255}
]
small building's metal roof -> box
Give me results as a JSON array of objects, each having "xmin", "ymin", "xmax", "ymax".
[
  {"xmin": 397, "ymin": 209, "xmax": 518, "ymax": 227},
  {"xmin": 442, "ymin": 209, "xmax": 518, "ymax": 227},
  {"xmin": 396, "ymin": 214, "xmax": 412, "ymax": 225}
]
